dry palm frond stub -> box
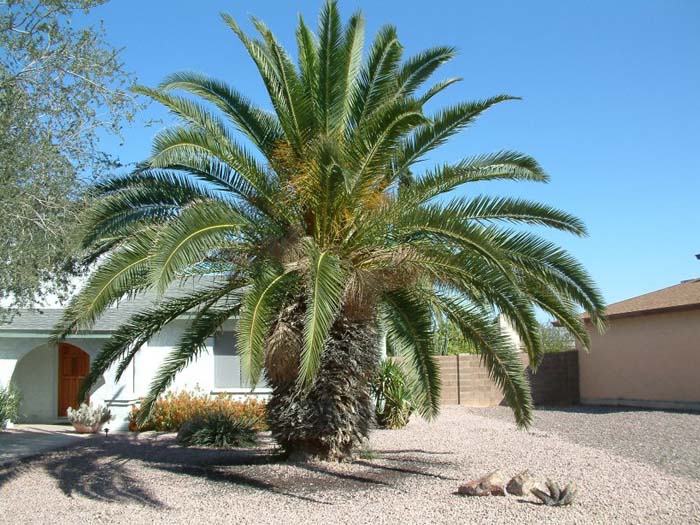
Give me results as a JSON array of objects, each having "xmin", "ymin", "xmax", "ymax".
[{"xmin": 531, "ymin": 479, "xmax": 577, "ymax": 506}]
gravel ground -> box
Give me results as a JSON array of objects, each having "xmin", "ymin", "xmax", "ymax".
[
  {"xmin": 0, "ymin": 406, "xmax": 698, "ymax": 524},
  {"xmin": 464, "ymin": 405, "xmax": 700, "ymax": 481}
]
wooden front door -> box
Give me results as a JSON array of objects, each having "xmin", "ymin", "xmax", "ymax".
[{"xmin": 58, "ymin": 343, "xmax": 90, "ymax": 417}]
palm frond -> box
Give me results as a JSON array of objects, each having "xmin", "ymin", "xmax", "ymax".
[
  {"xmin": 382, "ymin": 288, "xmax": 441, "ymax": 418},
  {"xmin": 350, "ymin": 24, "xmax": 402, "ymax": 127},
  {"xmin": 296, "ymin": 14, "xmax": 319, "ymax": 119},
  {"xmin": 394, "ymin": 45, "xmax": 456, "ymax": 99},
  {"xmin": 221, "ymin": 13, "xmax": 303, "ymax": 152},
  {"xmin": 250, "ymin": 16, "xmax": 312, "ymax": 143},
  {"xmin": 78, "ymin": 280, "xmax": 241, "ymax": 400},
  {"xmin": 237, "ymin": 263, "xmax": 297, "ymax": 386},
  {"xmin": 298, "ymin": 246, "xmax": 346, "ymax": 389},
  {"xmin": 83, "ymin": 170, "xmax": 225, "ymax": 246},
  {"xmin": 316, "ymin": 0, "xmax": 346, "ymax": 135},
  {"xmin": 158, "ymin": 71, "xmax": 283, "ymax": 154},
  {"xmin": 434, "ymin": 195, "xmax": 587, "ymax": 236},
  {"xmin": 431, "ymin": 292, "xmax": 533, "ymax": 428},
  {"xmin": 396, "ymin": 95, "xmax": 519, "ymax": 173},
  {"xmin": 147, "ymin": 125, "xmax": 279, "ymax": 211},
  {"xmin": 149, "ymin": 200, "xmax": 256, "ymax": 291},
  {"xmin": 137, "ymin": 304, "xmax": 240, "ymax": 425},
  {"xmin": 51, "ymin": 232, "xmax": 155, "ymax": 339},
  {"xmin": 337, "ymin": 10, "xmax": 365, "ymax": 134},
  {"xmin": 404, "ymin": 151, "xmax": 548, "ymax": 205},
  {"xmin": 419, "ymin": 77, "xmax": 461, "ymax": 104},
  {"xmin": 493, "ymin": 230, "xmax": 607, "ymax": 332}
]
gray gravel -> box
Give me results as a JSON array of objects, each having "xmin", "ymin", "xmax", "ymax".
[
  {"xmin": 467, "ymin": 405, "xmax": 700, "ymax": 481},
  {"xmin": 1, "ymin": 406, "xmax": 699, "ymax": 524}
]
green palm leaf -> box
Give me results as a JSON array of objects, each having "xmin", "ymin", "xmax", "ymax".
[
  {"xmin": 298, "ymin": 245, "xmax": 346, "ymax": 389},
  {"xmin": 78, "ymin": 280, "xmax": 241, "ymax": 401},
  {"xmin": 237, "ymin": 263, "xmax": 297, "ymax": 386},
  {"xmin": 382, "ymin": 288, "xmax": 441, "ymax": 418},
  {"xmin": 137, "ymin": 304, "xmax": 240, "ymax": 424},
  {"xmin": 158, "ymin": 71, "xmax": 283, "ymax": 155},
  {"xmin": 149, "ymin": 200, "xmax": 255, "ymax": 291},
  {"xmin": 396, "ymin": 95, "xmax": 519, "ymax": 173},
  {"xmin": 432, "ymin": 292, "xmax": 533, "ymax": 428}
]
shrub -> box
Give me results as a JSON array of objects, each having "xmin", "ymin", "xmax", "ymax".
[
  {"xmin": 0, "ymin": 383, "xmax": 21, "ymax": 425},
  {"xmin": 540, "ymin": 323, "xmax": 575, "ymax": 353},
  {"xmin": 67, "ymin": 403, "xmax": 112, "ymax": 428},
  {"xmin": 433, "ymin": 317, "xmax": 478, "ymax": 355},
  {"xmin": 176, "ymin": 410, "xmax": 259, "ymax": 448},
  {"xmin": 371, "ymin": 360, "xmax": 414, "ymax": 429},
  {"xmin": 129, "ymin": 389, "xmax": 267, "ymax": 432}
]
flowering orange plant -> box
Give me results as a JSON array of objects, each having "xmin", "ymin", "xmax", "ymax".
[{"xmin": 129, "ymin": 390, "xmax": 267, "ymax": 432}]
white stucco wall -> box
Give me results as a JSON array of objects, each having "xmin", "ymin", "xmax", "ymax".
[
  {"xmin": 7, "ymin": 337, "xmax": 115, "ymax": 424},
  {"xmin": 0, "ymin": 318, "xmax": 265, "ymax": 430},
  {"xmin": 11, "ymin": 344, "xmax": 56, "ymax": 422},
  {"xmin": 137, "ymin": 321, "xmax": 215, "ymax": 394}
]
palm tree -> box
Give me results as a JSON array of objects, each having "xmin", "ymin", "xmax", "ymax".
[{"xmin": 53, "ymin": 1, "xmax": 605, "ymax": 460}]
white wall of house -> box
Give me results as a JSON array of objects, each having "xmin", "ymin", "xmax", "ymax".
[
  {"xmin": 0, "ymin": 318, "xmax": 270, "ymax": 430},
  {"xmin": 7, "ymin": 337, "xmax": 117, "ymax": 424}
]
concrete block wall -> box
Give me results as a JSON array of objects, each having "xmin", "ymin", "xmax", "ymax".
[{"xmin": 437, "ymin": 351, "xmax": 579, "ymax": 407}]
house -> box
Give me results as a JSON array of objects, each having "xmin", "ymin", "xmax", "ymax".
[
  {"xmin": 0, "ymin": 279, "xmax": 270, "ymax": 430},
  {"xmin": 578, "ymin": 278, "xmax": 700, "ymax": 410}
]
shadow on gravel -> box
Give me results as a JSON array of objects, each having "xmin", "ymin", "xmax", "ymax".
[
  {"xmin": 354, "ymin": 459, "xmax": 457, "ymax": 481},
  {"xmin": 0, "ymin": 457, "xmax": 33, "ymax": 489},
  {"xmin": 535, "ymin": 405, "xmax": 700, "ymax": 416},
  {"xmin": 375, "ymin": 448, "xmax": 453, "ymax": 455},
  {"xmin": 0, "ymin": 434, "xmax": 461, "ymax": 506}
]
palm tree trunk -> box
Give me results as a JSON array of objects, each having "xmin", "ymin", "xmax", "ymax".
[{"xmin": 265, "ymin": 310, "xmax": 380, "ymax": 461}]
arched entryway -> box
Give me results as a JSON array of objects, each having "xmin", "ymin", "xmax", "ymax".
[{"xmin": 57, "ymin": 343, "xmax": 90, "ymax": 417}]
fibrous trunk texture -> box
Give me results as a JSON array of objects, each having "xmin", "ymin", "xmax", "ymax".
[{"xmin": 265, "ymin": 307, "xmax": 380, "ymax": 461}]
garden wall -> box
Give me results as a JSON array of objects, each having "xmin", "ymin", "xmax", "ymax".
[{"xmin": 437, "ymin": 351, "xmax": 579, "ymax": 407}]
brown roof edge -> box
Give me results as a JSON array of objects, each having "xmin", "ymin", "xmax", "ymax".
[{"xmin": 582, "ymin": 301, "xmax": 700, "ymax": 322}]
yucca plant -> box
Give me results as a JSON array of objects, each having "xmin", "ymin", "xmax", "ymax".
[
  {"xmin": 177, "ymin": 411, "xmax": 260, "ymax": 448},
  {"xmin": 371, "ymin": 360, "xmax": 414, "ymax": 429},
  {"xmin": 53, "ymin": 1, "xmax": 604, "ymax": 460}
]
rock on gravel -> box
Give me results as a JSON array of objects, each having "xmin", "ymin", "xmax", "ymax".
[
  {"xmin": 1, "ymin": 406, "xmax": 699, "ymax": 524},
  {"xmin": 506, "ymin": 470, "xmax": 541, "ymax": 496},
  {"xmin": 458, "ymin": 470, "xmax": 506, "ymax": 496}
]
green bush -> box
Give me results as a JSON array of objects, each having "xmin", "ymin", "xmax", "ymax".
[
  {"xmin": 176, "ymin": 410, "xmax": 260, "ymax": 448},
  {"xmin": 371, "ymin": 360, "xmax": 414, "ymax": 429},
  {"xmin": 540, "ymin": 323, "xmax": 575, "ymax": 353},
  {"xmin": 0, "ymin": 383, "xmax": 21, "ymax": 425}
]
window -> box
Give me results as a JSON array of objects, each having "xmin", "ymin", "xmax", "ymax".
[{"xmin": 213, "ymin": 332, "xmax": 267, "ymax": 389}]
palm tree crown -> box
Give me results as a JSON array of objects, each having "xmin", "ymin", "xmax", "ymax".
[{"xmin": 54, "ymin": 0, "xmax": 605, "ymax": 431}]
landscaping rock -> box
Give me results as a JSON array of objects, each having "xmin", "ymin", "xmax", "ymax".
[
  {"xmin": 506, "ymin": 470, "xmax": 539, "ymax": 496},
  {"xmin": 457, "ymin": 470, "xmax": 506, "ymax": 496}
]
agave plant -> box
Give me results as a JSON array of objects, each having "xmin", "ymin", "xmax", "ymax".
[{"xmin": 53, "ymin": 1, "xmax": 604, "ymax": 459}]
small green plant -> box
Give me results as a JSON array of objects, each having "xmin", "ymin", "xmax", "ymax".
[
  {"xmin": 66, "ymin": 403, "xmax": 112, "ymax": 430},
  {"xmin": 0, "ymin": 383, "xmax": 21, "ymax": 426},
  {"xmin": 176, "ymin": 410, "xmax": 259, "ymax": 448},
  {"xmin": 371, "ymin": 360, "xmax": 414, "ymax": 429},
  {"xmin": 357, "ymin": 445, "xmax": 378, "ymax": 460}
]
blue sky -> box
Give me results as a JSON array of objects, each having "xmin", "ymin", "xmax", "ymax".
[{"xmin": 85, "ymin": 0, "xmax": 699, "ymax": 307}]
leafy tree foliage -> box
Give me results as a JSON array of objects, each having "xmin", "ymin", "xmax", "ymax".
[
  {"xmin": 55, "ymin": 1, "xmax": 605, "ymax": 459},
  {"xmin": 540, "ymin": 322, "xmax": 576, "ymax": 353},
  {"xmin": 0, "ymin": 0, "xmax": 139, "ymax": 313}
]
